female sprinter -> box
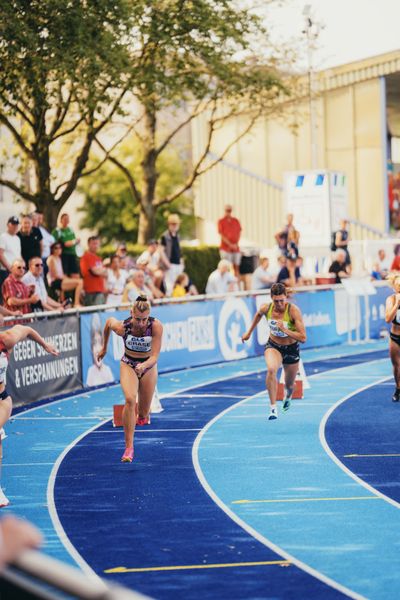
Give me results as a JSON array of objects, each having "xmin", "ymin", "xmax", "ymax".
[
  {"xmin": 241, "ymin": 282, "xmax": 306, "ymax": 420},
  {"xmin": 0, "ymin": 325, "xmax": 59, "ymax": 506},
  {"xmin": 385, "ymin": 272, "xmax": 400, "ymax": 402},
  {"xmin": 98, "ymin": 295, "xmax": 163, "ymax": 462}
]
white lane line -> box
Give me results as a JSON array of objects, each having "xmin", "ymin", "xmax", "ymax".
[
  {"xmin": 47, "ymin": 420, "xmax": 109, "ymax": 583},
  {"xmin": 192, "ymin": 391, "xmax": 364, "ymax": 600},
  {"xmin": 319, "ymin": 376, "xmax": 400, "ymax": 511}
]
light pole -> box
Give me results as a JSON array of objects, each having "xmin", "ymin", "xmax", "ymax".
[{"xmin": 302, "ymin": 4, "xmax": 320, "ymax": 170}]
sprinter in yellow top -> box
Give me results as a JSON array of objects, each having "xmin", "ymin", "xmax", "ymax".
[{"xmin": 242, "ymin": 282, "xmax": 307, "ymax": 420}]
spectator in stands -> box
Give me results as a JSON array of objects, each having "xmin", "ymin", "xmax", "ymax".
[
  {"xmin": 122, "ymin": 270, "xmax": 153, "ymax": 303},
  {"xmin": 390, "ymin": 244, "xmax": 400, "ymax": 271},
  {"xmin": 0, "ymin": 515, "xmax": 42, "ymax": 564},
  {"xmin": 137, "ymin": 239, "xmax": 167, "ymax": 293},
  {"xmin": 205, "ymin": 259, "xmax": 238, "ymax": 295},
  {"xmin": 332, "ymin": 219, "xmax": 351, "ymax": 266},
  {"xmin": 47, "ymin": 243, "xmax": 83, "ymax": 308},
  {"xmin": 0, "ymin": 217, "xmax": 22, "ymax": 288},
  {"xmin": 17, "ymin": 215, "xmax": 43, "ymax": 268},
  {"xmin": 275, "ymin": 214, "xmax": 300, "ymax": 256},
  {"xmin": 218, "ymin": 204, "xmax": 242, "ymax": 277},
  {"xmin": 2, "ymin": 260, "xmax": 41, "ymax": 314},
  {"xmin": 106, "ymin": 255, "xmax": 128, "ymax": 306},
  {"xmin": 277, "ymin": 252, "xmax": 304, "ymax": 287},
  {"xmin": 371, "ymin": 249, "xmax": 391, "ymax": 280},
  {"xmin": 32, "ymin": 211, "xmax": 55, "ymax": 275},
  {"xmin": 172, "ymin": 273, "xmax": 191, "ymax": 298},
  {"xmin": 251, "ymin": 254, "xmax": 275, "ymax": 290},
  {"xmin": 135, "ymin": 257, "xmax": 164, "ymax": 299},
  {"xmin": 116, "ymin": 243, "xmax": 135, "ymax": 271},
  {"xmin": 52, "ymin": 213, "xmax": 80, "ymax": 277},
  {"xmin": 80, "ymin": 236, "xmax": 107, "ymax": 306},
  {"xmin": 328, "ymin": 249, "xmax": 351, "ymax": 283},
  {"xmin": 160, "ymin": 214, "xmax": 184, "ymax": 295},
  {"xmin": 22, "ymin": 257, "xmax": 64, "ymax": 312}
]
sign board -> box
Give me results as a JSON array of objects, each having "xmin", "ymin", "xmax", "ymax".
[{"xmin": 284, "ymin": 170, "xmax": 348, "ymax": 247}]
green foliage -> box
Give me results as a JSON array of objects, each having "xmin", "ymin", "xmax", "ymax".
[
  {"xmin": 181, "ymin": 245, "xmax": 220, "ymax": 294},
  {"xmin": 78, "ymin": 136, "xmax": 195, "ymax": 243}
]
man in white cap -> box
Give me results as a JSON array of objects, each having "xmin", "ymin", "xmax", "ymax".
[{"xmin": 0, "ymin": 217, "xmax": 22, "ymax": 288}]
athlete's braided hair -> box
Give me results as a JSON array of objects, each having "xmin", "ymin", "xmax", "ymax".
[{"xmin": 134, "ymin": 295, "xmax": 151, "ymax": 313}]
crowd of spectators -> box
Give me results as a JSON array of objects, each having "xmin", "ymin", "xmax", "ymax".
[{"xmin": 0, "ymin": 206, "xmax": 397, "ymax": 317}]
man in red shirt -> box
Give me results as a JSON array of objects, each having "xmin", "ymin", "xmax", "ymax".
[
  {"xmin": 80, "ymin": 237, "xmax": 107, "ymax": 306},
  {"xmin": 217, "ymin": 205, "xmax": 242, "ymax": 277}
]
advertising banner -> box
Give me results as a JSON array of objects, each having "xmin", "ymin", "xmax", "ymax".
[
  {"xmin": 80, "ymin": 297, "xmax": 259, "ymax": 386},
  {"xmin": 80, "ymin": 287, "xmax": 390, "ymax": 390},
  {"xmin": 6, "ymin": 316, "xmax": 82, "ymax": 406}
]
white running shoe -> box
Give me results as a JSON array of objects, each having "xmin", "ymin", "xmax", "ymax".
[
  {"xmin": 268, "ymin": 407, "xmax": 278, "ymax": 420},
  {"xmin": 0, "ymin": 488, "xmax": 10, "ymax": 507}
]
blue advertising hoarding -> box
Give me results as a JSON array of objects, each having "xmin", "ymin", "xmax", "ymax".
[{"xmin": 80, "ymin": 286, "xmax": 391, "ymax": 389}]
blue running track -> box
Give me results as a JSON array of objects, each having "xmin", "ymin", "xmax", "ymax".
[{"xmin": 4, "ymin": 341, "xmax": 400, "ymax": 599}]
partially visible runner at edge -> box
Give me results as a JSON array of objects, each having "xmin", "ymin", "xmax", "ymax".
[
  {"xmin": 385, "ymin": 272, "xmax": 400, "ymax": 402},
  {"xmin": 241, "ymin": 282, "xmax": 307, "ymax": 420},
  {"xmin": 98, "ymin": 295, "xmax": 163, "ymax": 462},
  {"xmin": 0, "ymin": 325, "xmax": 58, "ymax": 506}
]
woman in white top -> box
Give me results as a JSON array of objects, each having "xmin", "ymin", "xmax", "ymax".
[
  {"xmin": 106, "ymin": 255, "xmax": 128, "ymax": 306},
  {"xmin": 46, "ymin": 242, "xmax": 83, "ymax": 308}
]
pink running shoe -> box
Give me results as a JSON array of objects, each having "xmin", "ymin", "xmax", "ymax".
[
  {"xmin": 121, "ymin": 447, "xmax": 134, "ymax": 463},
  {"xmin": 136, "ymin": 415, "xmax": 151, "ymax": 426}
]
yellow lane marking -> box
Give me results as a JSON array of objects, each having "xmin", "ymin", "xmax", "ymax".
[
  {"xmin": 232, "ymin": 496, "xmax": 380, "ymax": 505},
  {"xmin": 105, "ymin": 560, "xmax": 290, "ymax": 574},
  {"xmin": 344, "ymin": 453, "xmax": 400, "ymax": 458}
]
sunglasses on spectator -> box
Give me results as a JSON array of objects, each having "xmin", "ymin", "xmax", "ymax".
[
  {"xmin": 16, "ymin": 266, "xmax": 26, "ymax": 270},
  {"xmin": 33, "ymin": 263, "xmax": 43, "ymax": 267}
]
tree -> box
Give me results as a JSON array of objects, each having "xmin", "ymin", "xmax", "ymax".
[
  {"xmin": 91, "ymin": 0, "xmax": 294, "ymax": 243},
  {"xmin": 0, "ymin": 0, "xmax": 133, "ymax": 228},
  {"xmin": 78, "ymin": 136, "xmax": 195, "ymax": 243}
]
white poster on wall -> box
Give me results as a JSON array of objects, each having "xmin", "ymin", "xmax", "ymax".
[{"xmin": 284, "ymin": 170, "xmax": 348, "ymax": 247}]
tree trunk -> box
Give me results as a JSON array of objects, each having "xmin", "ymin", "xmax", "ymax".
[
  {"xmin": 138, "ymin": 105, "xmax": 159, "ymax": 244},
  {"xmin": 137, "ymin": 206, "xmax": 157, "ymax": 244}
]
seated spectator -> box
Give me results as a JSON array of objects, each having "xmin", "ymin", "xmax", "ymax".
[
  {"xmin": 328, "ymin": 249, "xmax": 351, "ymax": 283},
  {"xmin": 251, "ymin": 254, "xmax": 275, "ymax": 290},
  {"xmin": 205, "ymin": 259, "xmax": 238, "ymax": 295},
  {"xmin": 296, "ymin": 256, "xmax": 313, "ymax": 285},
  {"xmin": 106, "ymin": 255, "xmax": 128, "ymax": 306},
  {"xmin": 116, "ymin": 243, "xmax": 136, "ymax": 271},
  {"xmin": 137, "ymin": 239, "xmax": 167, "ymax": 293},
  {"xmin": 22, "ymin": 257, "xmax": 64, "ymax": 312},
  {"xmin": 122, "ymin": 270, "xmax": 153, "ymax": 303},
  {"xmin": 172, "ymin": 273, "xmax": 190, "ymax": 298},
  {"xmin": 277, "ymin": 253, "xmax": 304, "ymax": 287},
  {"xmin": 2, "ymin": 260, "xmax": 41, "ymax": 314},
  {"xmin": 47, "ymin": 243, "xmax": 83, "ymax": 308},
  {"xmin": 371, "ymin": 249, "xmax": 391, "ymax": 280},
  {"xmin": 135, "ymin": 257, "xmax": 165, "ymax": 299}
]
